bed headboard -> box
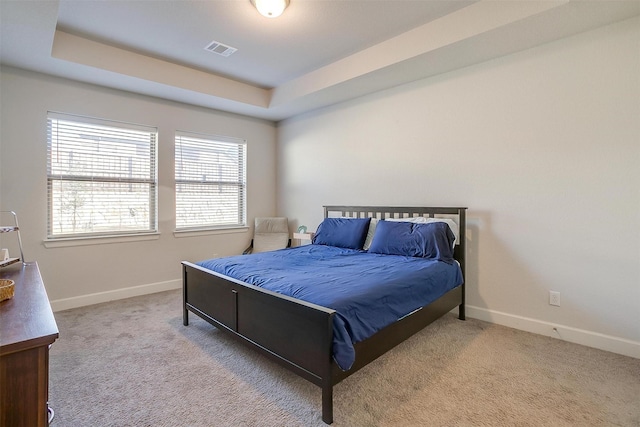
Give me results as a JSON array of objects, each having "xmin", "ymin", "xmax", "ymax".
[{"xmin": 323, "ymin": 205, "xmax": 467, "ymax": 280}]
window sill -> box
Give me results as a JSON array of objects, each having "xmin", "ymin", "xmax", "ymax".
[
  {"xmin": 43, "ymin": 233, "xmax": 160, "ymax": 248},
  {"xmin": 173, "ymin": 226, "xmax": 249, "ymax": 238}
]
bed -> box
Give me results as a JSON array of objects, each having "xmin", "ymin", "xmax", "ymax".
[{"xmin": 182, "ymin": 205, "xmax": 467, "ymax": 424}]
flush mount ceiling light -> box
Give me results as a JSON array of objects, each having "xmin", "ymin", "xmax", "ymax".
[{"xmin": 250, "ymin": 0, "xmax": 290, "ymax": 18}]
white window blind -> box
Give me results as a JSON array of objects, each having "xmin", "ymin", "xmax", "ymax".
[
  {"xmin": 175, "ymin": 131, "xmax": 246, "ymax": 230},
  {"xmin": 47, "ymin": 112, "xmax": 158, "ymax": 238}
]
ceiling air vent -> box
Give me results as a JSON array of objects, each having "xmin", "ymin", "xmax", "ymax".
[{"xmin": 204, "ymin": 40, "xmax": 237, "ymax": 57}]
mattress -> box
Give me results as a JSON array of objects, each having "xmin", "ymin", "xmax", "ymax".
[{"xmin": 197, "ymin": 244, "xmax": 463, "ymax": 370}]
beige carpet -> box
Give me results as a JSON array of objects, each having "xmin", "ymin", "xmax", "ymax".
[{"xmin": 49, "ymin": 289, "xmax": 640, "ymax": 426}]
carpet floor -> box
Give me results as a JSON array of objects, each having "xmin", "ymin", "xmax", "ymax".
[{"xmin": 49, "ymin": 289, "xmax": 640, "ymax": 426}]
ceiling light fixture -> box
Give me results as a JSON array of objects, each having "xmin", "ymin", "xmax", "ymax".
[{"xmin": 250, "ymin": 0, "xmax": 290, "ymax": 18}]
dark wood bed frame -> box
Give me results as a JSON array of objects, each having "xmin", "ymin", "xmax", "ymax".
[{"xmin": 182, "ymin": 206, "xmax": 467, "ymax": 424}]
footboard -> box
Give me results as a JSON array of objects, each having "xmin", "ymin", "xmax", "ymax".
[{"xmin": 182, "ymin": 261, "xmax": 337, "ymax": 422}]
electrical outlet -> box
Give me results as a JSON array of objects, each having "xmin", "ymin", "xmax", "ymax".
[{"xmin": 549, "ymin": 291, "xmax": 560, "ymax": 307}]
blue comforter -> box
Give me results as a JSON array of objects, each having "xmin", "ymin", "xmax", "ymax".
[{"xmin": 197, "ymin": 245, "xmax": 463, "ymax": 370}]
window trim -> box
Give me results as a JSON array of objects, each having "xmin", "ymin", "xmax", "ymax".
[
  {"xmin": 172, "ymin": 226, "xmax": 249, "ymax": 238},
  {"xmin": 46, "ymin": 111, "xmax": 158, "ymax": 239},
  {"xmin": 174, "ymin": 130, "xmax": 247, "ymax": 232},
  {"xmin": 43, "ymin": 232, "xmax": 160, "ymax": 248}
]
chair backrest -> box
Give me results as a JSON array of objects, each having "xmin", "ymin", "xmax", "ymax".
[{"xmin": 252, "ymin": 217, "xmax": 289, "ymax": 253}]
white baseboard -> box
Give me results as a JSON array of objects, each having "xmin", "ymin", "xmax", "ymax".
[
  {"xmin": 50, "ymin": 285, "xmax": 639, "ymax": 359},
  {"xmin": 465, "ymin": 305, "xmax": 640, "ymax": 359},
  {"xmin": 50, "ymin": 279, "xmax": 182, "ymax": 312}
]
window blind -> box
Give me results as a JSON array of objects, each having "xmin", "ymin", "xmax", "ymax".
[
  {"xmin": 175, "ymin": 131, "xmax": 246, "ymax": 230},
  {"xmin": 47, "ymin": 112, "xmax": 158, "ymax": 238}
]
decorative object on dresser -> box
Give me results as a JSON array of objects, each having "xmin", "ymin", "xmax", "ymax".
[
  {"xmin": 0, "ymin": 211, "xmax": 25, "ymax": 268},
  {"xmin": 0, "ymin": 262, "xmax": 59, "ymax": 427},
  {"xmin": 0, "ymin": 279, "xmax": 14, "ymax": 302},
  {"xmin": 182, "ymin": 205, "xmax": 466, "ymax": 424}
]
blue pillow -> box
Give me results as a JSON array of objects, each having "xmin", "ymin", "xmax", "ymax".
[
  {"xmin": 368, "ymin": 220, "xmax": 455, "ymax": 261},
  {"xmin": 312, "ymin": 217, "xmax": 371, "ymax": 249}
]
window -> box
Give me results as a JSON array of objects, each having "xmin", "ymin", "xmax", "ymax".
[
  {"xmin": 47, "ymin": 113, "xmax": 158, "ymax": 238},
  {"xmin": 175, "ymin": 131, "xmax": 246, "ymax": 230}
]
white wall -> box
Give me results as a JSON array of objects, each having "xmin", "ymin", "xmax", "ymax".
[
  {"xmin": 0, "ymin": 67, "xmax": 277, "ymax": 309},
  {"xmin": 277, "ymin": 17, "xmax": 640, "ymax": 357}
]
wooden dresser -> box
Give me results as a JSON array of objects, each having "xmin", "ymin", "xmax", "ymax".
[{"xmin": 0, "ymin": 262, "xmax": 59, "ymax": 427}]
